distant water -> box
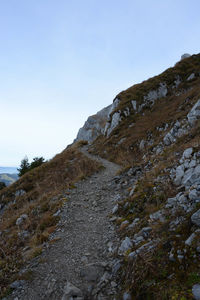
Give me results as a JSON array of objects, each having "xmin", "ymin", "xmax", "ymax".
[{"xmin": 0, "ymin": 167, "xmax": 18, "ymax": 174}]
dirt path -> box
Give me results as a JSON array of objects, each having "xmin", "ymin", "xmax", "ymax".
[{"xmin": 9, "ymin": 147, "xmax": 121, "ymax": 300}]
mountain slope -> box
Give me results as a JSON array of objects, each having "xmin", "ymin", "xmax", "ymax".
[
  {"xmin": 2, "ymin": 53, "xmax": 200, "ymax": 299},
  {"xmin": 0, "ymin": 173, "xmax": 18, "ymax": 186}
]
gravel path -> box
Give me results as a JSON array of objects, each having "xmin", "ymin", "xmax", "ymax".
[{"xmin": 9, "ymin": 147, "xmax": 121, "ymax": 300}]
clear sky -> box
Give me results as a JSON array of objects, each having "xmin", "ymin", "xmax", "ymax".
[{"xmin": 0, "ymin": 0, "xmax": 200, "ymax": 166}]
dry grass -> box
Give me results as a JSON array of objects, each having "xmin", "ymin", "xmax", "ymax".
[{"xmin": 0, "ymin": 142, "xmax": 101, "ymax": 297}]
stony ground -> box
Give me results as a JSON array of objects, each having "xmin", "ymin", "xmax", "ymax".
[{"xmin": 8, "ymin": 147, "xmax": 122, "ymax": 300}]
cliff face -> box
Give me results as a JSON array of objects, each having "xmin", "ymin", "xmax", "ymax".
[{"xmin": 75, "ymin": 105, "xmax": 111, "ymax": 143}]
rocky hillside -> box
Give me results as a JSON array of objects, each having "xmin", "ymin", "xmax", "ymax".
[
  {"xmin": 90, "ymin": 53, "xmax": 200, "ymax": 299},
  {"xmin": 1, "ymin": 53, "xmax": 200, "ymax": 299}
]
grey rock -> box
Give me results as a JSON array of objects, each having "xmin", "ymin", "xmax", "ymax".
[
  {"xmin": 192, "ymin": 284, "xmax": 200, "ymax": 300},
  {"xmin": 149, "ymin": 210, "xmax": 165, "ymax": 222},
  {"xmin": 187, "ymin": 73, "xmax": 195, "ymax": 81},
  {"xmin": 123, "ymin": 292, "xmax": 131, "ymax": 300},
  {"xmin": 128, "ymin": 218, "xmax": 139, "ymax": 229},
  {"xmin": 189, "ymin": 159, "xmax": 197, "ymax": 168},
  {"xmin": 61, "ymin": 282, "xmax": 83, "ymax": 300},
  {"xmin": 124, "ymin": 107, "xmax": 130, "ymax": 117},
  {"xmin": 181, "ymin": 53, "xmax": 191, "ymax": 60},
  {"xmin": 129, "ymin": 241, "xmax": 156, "ymax": 259},
  {"xmin": 165, "ymin": 197, "xmax": 177, "ymax": 208},
  {"xmin": 174, "ymin": 75, "xmax": 181, "ymax": 88},
  {"xmin": 163, "ymin": 132, "xmax": 174, "ymax": 146},
  {"xmin": 112, "ymin": 204, "xmax": 118, "ymax": 214},
  {"xmin": 15, "ymin": 189, "xmax": 26, "ymax": 197},
  {"xmin": 185, "ymin": 232, "xmax": 196, "ymax": 246},
  {"xmin": 182, "ymin": 168, "xmax": 196, "ymax": 187},
  {"xmin": 174, "ymin": 165, "xmax": 185, "ymax": 185},
  {"xmin": 187, "ymin": 99, "xmax": 200, "ymax": 126},
  {"xmin": 117, "ymin": 137, "xmax": 126, "ymax": 145},
  {"xmin": 140, "ymin": 226, "xmax": 152, "ymax": 237},
  {"xmin": 112, "ymin": 259, "xmax": 121, "ymax": 274},
  {"xmin": 131, "ymin": 100, "xmax": 137, "ymax": 110},
  {"xmin": 16, "ymin": 214, "xmax": 28, "ymax": 226},
  {"xmin": 10, "ymin": 280, "xmax": 25, "ymax": 289},
  {"xmin": 189, "ymin": 189, "xmax": 200, "ymax": 201},
  {"xmin": 191, "ymin": 209, "xmax": 200, "ymax": 227},
  {"xmin": 182, "ymin": 147, "xmax": 193, "ymax": 159},
  {"xmin": 106, "ymin": 112, "xmax": 121, "ymax": 136},
  {"xmin": 133, "ymin": 235, "xmax": 144, "ymax": 245},
  {"xmin": 144, "ymin": 83, "xmax": 167, "ymax": 105},
  {"xmin": 75, "ymin": 105, "xmax": 111, "ymax": 143},
  {"xmin": 139, "ymin": 140, "xmax": 145, "ymax": 150},
  {"xmin": 129, "ymin": 186, "xmax": 136, "ymax": 196},
  {"xmin": 53, "ymin": 209, "xmax": 61, "ymax": 217},
  {"xmin": 121, "ymin": 220, "xmax": 129, "ymax": 226},
  {"xmin": 80, "ymin": 265, "xmax": 104, "ymax": 282},
  {"xmin": 18, "ymin": 230, "xmax": 30, "ymax": 240},
  {"xmin": 118, "ymin": 237, "xmax": 133, "ymax": 254}
]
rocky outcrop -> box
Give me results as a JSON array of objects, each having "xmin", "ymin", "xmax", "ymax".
[
  {"xmin": 75, "ymin": 105, "xmax": 111, "ymax": 143},
  {"xmin": 181, "ymin": 53, "xmax": 191, "ymax": 60}
]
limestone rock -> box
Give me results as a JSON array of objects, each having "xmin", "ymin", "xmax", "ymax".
[
  {"xmin": 187, "ymin": 99, "xmax": 200, "ymax": 126},
  {"xmin": 182, "ymin": 147, "xmax": 193, "ymax": 159},
  {"xmin": 106, "ymin": 112, "xmax": 121, "ymax": 136},
  {"xmin": 16, "ymin": 214, "xmax": 28, "ymax": 226},
  {"xmin": 15, "ymin": 189, "xmax": 26, "ymax": 197},
  {"xmin": 187, "ymin": 73, "xmax": 195, "ymax": 81},
  {"xmin": 61, "ymin": 282, "xmax": 83, "ymax": 300},
  {"xmin": 10, "ymin": 280, "xmax": 25, "ymax": 289},
  {"xmin": 123, "ymin": 292, "xmax": 131, "ymax": 300},
  {"xmin": 191, "ymin": 209, "xmax": 200, "ymax": 227},
  {"xmin": 131, "ymin": 100, "xmax": 137, "ymax": 110},
  {"xmin": 192, "ymin": 284, "xmax": 200, "ymax": 300},
  {"xmin": 181, "ymin": 53, "xmax": 191, "ymax": 60},
  {"xmin": 75, "ymin": 105, "xmax": 111, "ymax": 143},
  {"xmin": 118, "ymin": 237, "xmax": 133, "ymax": 254}
]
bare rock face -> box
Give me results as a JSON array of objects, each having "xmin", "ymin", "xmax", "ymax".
[{"xmin": 75, "ymin": 105, "xmax": 111, "ymax": 143}]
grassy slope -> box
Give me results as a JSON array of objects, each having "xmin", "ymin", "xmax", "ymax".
[
  {"xmin": 91, "ymin": 54, "xmax": 200, "ymax": 299},
  {"xmin": 0, "ymin": 141, "xmax": 101, "ymax": 297}
]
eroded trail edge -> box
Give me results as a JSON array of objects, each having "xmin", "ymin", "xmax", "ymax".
[{"xmin": 9, "ymin": 147, "xmax": 122, "ymax": 300}]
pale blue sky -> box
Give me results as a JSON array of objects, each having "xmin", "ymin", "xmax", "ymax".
[{"xmin": 0, "ymin": 0, "xmax": 200, "ymax": 166}]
